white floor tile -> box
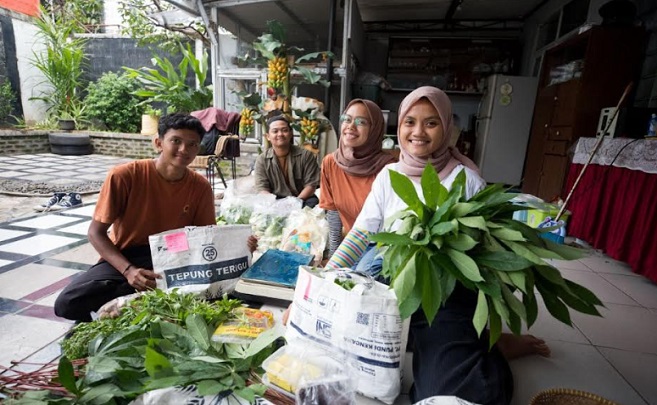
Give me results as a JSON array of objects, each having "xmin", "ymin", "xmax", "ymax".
[
  {"xmin": 598, "ymin": 273, "xmax": 657, "ymax": 309},
  {"xmin": 0, "ymin": 234, "xmax": 81, "ymax": 256},
  {"xmin": 572, "ymin": 303, "xmax": 657, "ymax": 355},
  {"xmin": 580, "ymin": 254, "xmax": 639, "ymax": 277},
  {"xmin": 545, "ymin": 258, "xmax": 594, "ymax": 272},
  {"xmin": 559, "ymin": 268, "xmax": 639, "ymax": 306},
  {"xmin": 510, "ymin": 340, "xmax": 647, "ymax": 405},
  {"xmin": 11, "ymin": 340, "xmax": 62, "ymax": 373},
  {"xmin": 0, "ymin": 171, "xmax": 27, "ymax": 178},
  {"xmin": 0, "ymin": 229, "xmax": 29, "ymax": 242},
  {"xmin": 0, "ymin": 263, "xmax": 79, "ymax": 300},
  {"xmin": 61, "ymin": 204, "xmax": 96, "ymax": 217},
  {"xmin": 0, "ymin": 259, "xmax": 13, "ymax": 268},
  {"xmin": 19, "ymin": 174, "xmax": 55, "ymax": 182},
  {"xmin": 598, "ymin": 348, "xmax": 657, "ymax": 405},
  {"xmin": 21, "ymin": 168, "xmax": 58, "ymax": 174},
  {"xmin": 58, "ymin": 220, "xmax": 91, "ymax": 236},
  {"xmin": 10, "ymin": 215, "xmax": 81, "ymax": 230},
  {"xmin": 0, "ymin": 314, "xmax": 70, "ymax": 369},
  {"xmin": 51, "ymin": 242, "xmax": 98, "ymax": 265},
  {"xmin": 35, "ymin": 289, "xmax": 63, "ymax": 307}
]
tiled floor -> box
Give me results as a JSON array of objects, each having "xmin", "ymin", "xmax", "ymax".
[{"xmin": 1, "ymin": 160, "xmax": 656, "ymax": 404}]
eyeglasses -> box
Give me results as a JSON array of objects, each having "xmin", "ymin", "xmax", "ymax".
[{"xmin": 340, "ymin": 114, "xmax": 370, "ymax": 127}]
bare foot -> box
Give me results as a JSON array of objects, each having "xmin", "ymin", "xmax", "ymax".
[{"xmin": 496, "ymin": 333, "xmax": 551, "ymax": 360}]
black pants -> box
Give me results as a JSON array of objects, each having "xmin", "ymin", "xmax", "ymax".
[
  {"xmin": 54, "ymin": 246, "xmax": 153, "ymax": 322},
  {"xmin": 409, "ymin": 284, "xmax": 513, "ymax": 405}
]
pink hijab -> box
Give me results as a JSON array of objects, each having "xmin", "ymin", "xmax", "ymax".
[
  {"xmin": 334, "ymin": 99, "xmax": 397, "ymax": 177},
  {"xmin": 397, "ymin": 86, "xmax": 479, "ymax": 180}
]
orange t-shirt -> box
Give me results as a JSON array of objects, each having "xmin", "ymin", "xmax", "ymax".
[
  {"xmin": 93, "ymin": 159, "xmax": 216, "ymax": 251},
  {"xmin": 319, "ymin": 154, "xmax": 378, "ymax": 233}
]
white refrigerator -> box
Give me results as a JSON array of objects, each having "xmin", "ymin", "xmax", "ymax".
[{"xmin": 474, "ymin": 74, "xmax": 538, "ymax": 185}]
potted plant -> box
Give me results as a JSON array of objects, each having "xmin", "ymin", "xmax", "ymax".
[
  {"xmin": 141, "ymin": 106, "xmax": 161, "ymax": 136},
  {"xmin": 235, "ymin": 20, "xmax": 332, "ymax": 146},
  {"xmin": 58, "ymin": 111, "xmax": 76, "ymax": 130}
]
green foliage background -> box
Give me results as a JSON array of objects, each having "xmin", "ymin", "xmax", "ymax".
[{"xmin": 84, "ymin": 72, "xmax": 144, "ymax": 133}]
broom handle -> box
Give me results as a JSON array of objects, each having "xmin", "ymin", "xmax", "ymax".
[{"xmin": 555, "ymin": 83, "xmax": 633, "ymax": 222}]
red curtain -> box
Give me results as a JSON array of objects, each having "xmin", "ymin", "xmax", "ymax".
[{"xmin": 565, "ymin": 164, "xmax": 657, "ymax": 283}]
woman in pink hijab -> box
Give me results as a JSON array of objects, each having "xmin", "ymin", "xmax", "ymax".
[{"xmin": 324, "ymin": 87, "xmax": 548, "ymax": 403}]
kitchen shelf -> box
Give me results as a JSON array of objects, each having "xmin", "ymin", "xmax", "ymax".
[{"xmin": 388, "ymin": 88, "xmax": 483, "ymax": 96}]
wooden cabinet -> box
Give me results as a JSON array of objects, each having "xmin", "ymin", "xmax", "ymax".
[
  {"xmin": 386, "ymin": 37, "xmax": 519, "ymax": 91},
  {"xmin": 522, "ymin": 26, "xmax": 645, "ymax": 201}
]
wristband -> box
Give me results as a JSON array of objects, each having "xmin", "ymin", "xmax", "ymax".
[{"xmin": 122, "ymin": 264, "xmax": 133, "ymax": 275}]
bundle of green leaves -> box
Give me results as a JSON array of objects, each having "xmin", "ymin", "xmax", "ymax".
[
  {"xmin": 18, "ymin": 290, "xmax": 282, "ymax": 404},
  {"xmin": 369, "ymin": 165, "xmax": 603, "ymax": 347}
]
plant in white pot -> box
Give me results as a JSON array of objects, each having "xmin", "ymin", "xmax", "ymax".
[
  {"xmin": 369, "ymin": 165, "xmax": 603, "ymax": 347},
  {"xmin": 141, "ymin": 106, "xmax": 161, "ymax": 136}
]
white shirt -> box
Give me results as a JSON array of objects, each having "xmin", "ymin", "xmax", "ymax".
[{"xmin": 354, "ymin": 162, "xmax": 486, "ymax": 233}]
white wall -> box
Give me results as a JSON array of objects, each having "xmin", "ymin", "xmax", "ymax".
[
  {"xmin": 103, "ymin": 0, "xmax": 123, "ymax": 35},
  {"xmin": 12, "ymin": 18, "xmax": 49, "ymax": 124}
]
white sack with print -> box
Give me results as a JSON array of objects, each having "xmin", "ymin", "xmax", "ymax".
[
  {"xmin": 285, "ymin": 267, "xmax": 408, "ymax": 404},
  {"xmin": 149, "ymin": 225, "xmax": 252, "ymax": 299}
]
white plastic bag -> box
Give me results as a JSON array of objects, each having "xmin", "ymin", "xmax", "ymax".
[{"xmin": 286, "ymin": 267, "xmax": 408, "ymax": 404}]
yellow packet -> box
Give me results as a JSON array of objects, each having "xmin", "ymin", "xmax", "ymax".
[{"xmin": 212, "ymin": 307, "xmax": 274, "ymax": 344}]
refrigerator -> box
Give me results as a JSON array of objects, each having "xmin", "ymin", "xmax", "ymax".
[{"xmin": 474, "ymin": 74, "xmax": 538, "ymax": 185}]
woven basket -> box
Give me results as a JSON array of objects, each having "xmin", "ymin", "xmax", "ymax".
[{"xmin": 530, "ymin": 388, "xmax": 620, "ymax": 405}]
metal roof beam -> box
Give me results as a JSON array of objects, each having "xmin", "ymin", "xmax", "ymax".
[
  {"xmin": 204, "ymin": 0, "xmax": 277, "ymax": 8},
  {"xmin": 162, "ymin": 0, "xmax": 200, "ymax": 16}
]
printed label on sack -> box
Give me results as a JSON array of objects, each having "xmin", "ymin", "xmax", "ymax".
[
  {"xmin": 164, "ymin": 232, "xmax": 190, "ymax": 253},
  {"xmin": 163, "ymin": 256, "xmax": 249, "ymax": 287}
]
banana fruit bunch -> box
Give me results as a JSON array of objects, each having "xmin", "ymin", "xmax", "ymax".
[
  {"xmin": 300, "ymin": 117, "xmax": 320, "ymax": 140},
  {"xmin": 239, "ymin": 108, "xmax": 255, "ymax": 135},
  {"xmin": 267, "ymin": 56, "xmax": 288, "ymax": 90}
]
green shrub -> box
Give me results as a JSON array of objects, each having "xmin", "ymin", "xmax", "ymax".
[
  {"xmin": 0, "ymin": 81, "xmax": 16, "ymax": 123},
  {"xmin": 84, "ymin": 72, "xmax": 144, "ymax": 133}
]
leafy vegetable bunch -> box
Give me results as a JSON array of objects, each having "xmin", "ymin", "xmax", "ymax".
[
  {"xmin": 369, "ymin": 166, "xmax": 603, "ymax": 347},
  {"xmin": 62, "ymin": 289, "xmax": 241, "ymax": 360},
  {"xmin": 15, "ymin": 291, "xmax": 281, "ymax": 404}
]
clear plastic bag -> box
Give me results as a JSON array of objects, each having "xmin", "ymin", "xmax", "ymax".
[
  {"xmin": 261, "ymin": 344, "xmax": 356, "ymax": 402},
  {"xmin": 280, "ymin": 206, "xmax": 328, "ymax": 265},
  {"xmin": 250, "ymin": 196, "xmax": 302, "ymax": 255}
]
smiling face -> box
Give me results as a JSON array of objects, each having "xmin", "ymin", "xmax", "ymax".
[
  {"xmin": 398, "ymin": 98, "xmax": 445, "ymax": 158},
  {"xmin": 154, "ymin": 128, "xmax": 201, "ymax": 168},
  {"xmin": 266, "ymin": 119, "xmax": 293, "ymax": 149},
  {"xmin": 340, "ymin": 102, "xmax": 371, "ymax": 148}
]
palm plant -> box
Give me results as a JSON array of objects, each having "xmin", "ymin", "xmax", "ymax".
[
  {"xmin": 123, "ymin": 43, "xmax": 212, "ymax": 114},
  {"xmin": 30, "ymin": 8, "xmax": 87, "ymax": 118}
]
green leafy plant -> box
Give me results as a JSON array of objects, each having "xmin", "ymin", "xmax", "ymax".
[
  {"xmin": 118, "ymin": 0, "xmax": 208, "ymax": 52},
  {"xmin": 84, "ymin": 72, "xmax": 144, "ymax": 133},
  {"xmin": 123, "ymin": 43, "xmax": 212, "ymax": 114},
  {"xmin": 12, "ymin": 290, "xmax": 284, "ymax": 404},
  {"xmin": 0, "ymin": 80, "xmax": 16, "ymax": 123},
  {"xmin": 143, "ymin": 105, "xmax": 162, "ymax": 117},
  {"xmin": 369, "ymin": 165, "xmax": 604, "ymax": 348},
  {"xmin": 236, "ymin": 20, "xmax": 333, "ymax": 143},
  {"xmin": 30, "ymin": 7, "xmax": 87, "ymax": 118},
  {"xmin": 47, "ymin": 0, "xmax": 104, "ymax": 33}
]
